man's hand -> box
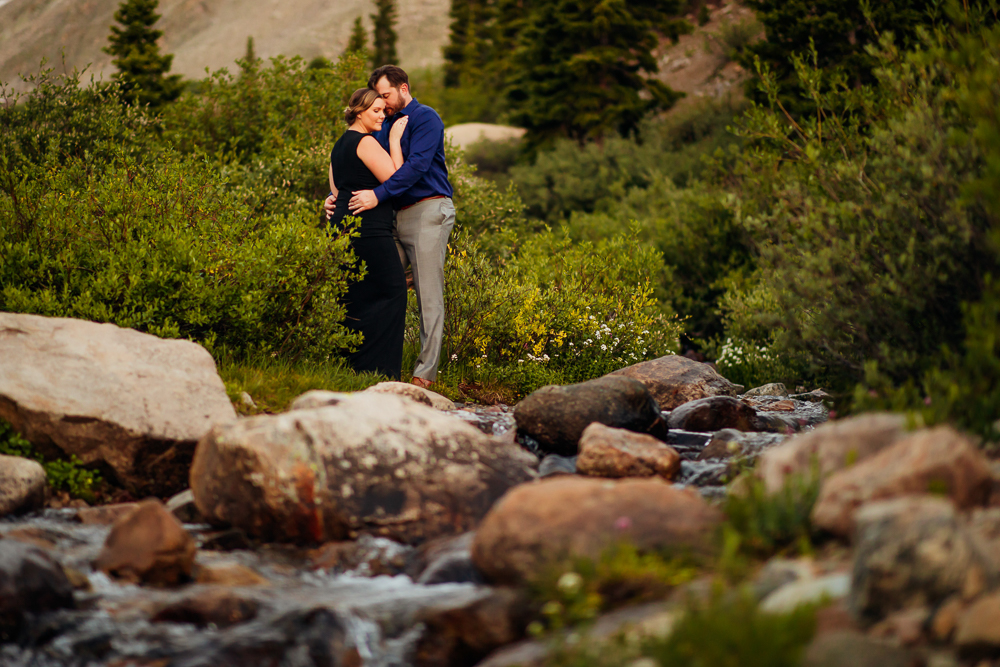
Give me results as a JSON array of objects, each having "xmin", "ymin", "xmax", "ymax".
[
  {"xmin": 349, "ymin": 190, "xmax": 378, "ymax": 214},
  {"xmin": 323, "ymin": 194, "xmax": 337, "ymax": 220}
]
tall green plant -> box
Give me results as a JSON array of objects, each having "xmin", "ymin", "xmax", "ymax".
[
  {"xmin": 370, "ymin": 0, "xmax": 399, "ymax": 67},
  {"xmin": 103, "ymin": 0, "xmax": 182, "ymax": 108}
]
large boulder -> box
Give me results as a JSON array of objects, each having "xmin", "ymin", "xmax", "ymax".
[
  {"xmin": 471, "ymin": 477, "xmax": 721, "ymax": 586},
  {"xmin": 0, "ymin": 454, "xmax": 47, "ymax": 516},
  {"xmin": 0, "ymin": 313, "xmax": 236, "ymax": 496},
  {"xmin": 812, "ymin": 426, "xmax": 994, "ymax": 538},
  {"xmin": 849, "ymin": 496, "xmax": 997, "ymax": 624},
  {"xmin": 757, "ymin": 413, "xmax": 908, "ymax": 495},
  {"xmin": 666, "ymin": 396, "xmax": 761, "ymax": 432},
  {"xmin": 93, "ymin": 499, "xmax": 197, "ymax": 586},
  {"xmin": 513, "ymin": 376, "xmax": 666, "ymax": 457},
  {"xmin": 191, "ymin": 393, "xmax": 535, "ymax": 545},
  {"xmin": 576, "ymin": 423, "xmax": 681, "ymax": 480},
  {"xmin": 607, "ymin": 354, "xmax": 742, "ymax": 410},
  {"xmin": 363, "ymin": 381, "xmax": 456, "ymax": 411},
  {"xmin": 0, "ymin": 540, "xmax": 75, "ymax": 640}
]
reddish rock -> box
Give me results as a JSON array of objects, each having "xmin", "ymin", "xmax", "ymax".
[
  {"xmin": 471, "ymin": 477, "xmax": 721, "ymax": 586},
  {"xmin": 191, "ymin": 393, "xmax": 534, "ymax": 545},
  {"xmin": 194, "ymin": 563, "xmax": 269, "ymax": 587},
  {"xmin": 758, "ymin": 413, "xmax": 907, "ymax": 495},
  {"xmin": 812, "ymin": 427, "xmax": 994, "ymax": 538},
  {"xmin": 576, "ymin": 423, "xmax": 680, "ymax": 480},
  {"xmin": 608, "ymin": 354, "xmax": 742, "ymax": 410},
  {"xmin": 76, "ymin": 503, "xmax": 140, "ymax": 525},
  {"xmin": 955, "ymin": 592, "xmax": 1000, "ymax": 659},
  {"xmin": 94, "ymin": 499, "xmax": 196, "ymax": 586}
]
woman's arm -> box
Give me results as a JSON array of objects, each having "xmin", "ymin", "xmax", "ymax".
[{"xmin": 356, "ymin": 136, "xmax": 399, "ymax": 183}]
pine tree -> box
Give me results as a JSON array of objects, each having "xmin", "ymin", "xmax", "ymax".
[
  {"xmin": 345, "ymin": 16, "xmax": 369, "ymax": 57},
  {"xmin": 370, "ymin": 0, "xmax": 399, "ymax": 67},
  {"xmin": 103, "ymin": 0, "xmax": 182, "ymax": 108},
  {"xmin": 505, "ymin": 0, "xmax": 683, "ymax": 148},
  {"xmin": 741, "ymin": 0, "xmax": 938, "ymax": 115}
]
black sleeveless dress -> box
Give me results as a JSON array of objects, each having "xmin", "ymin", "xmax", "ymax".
[{"xmin": 329, "ymin": 130, "xmax": 406, "ymax": 379}]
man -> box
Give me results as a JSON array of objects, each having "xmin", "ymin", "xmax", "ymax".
[{"xmin": 325, "ymin": 65, "xmax": 455, "ymax": 389}]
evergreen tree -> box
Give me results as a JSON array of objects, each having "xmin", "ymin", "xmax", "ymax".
[
  {"xmin": 370, "ymin": 0, "xmax": 399, "ymax": 67},
  {"xmin": 741, "ymin": 0, "xmax": 939, "ymax": 115},
  {"xmin": 103, "ymin": 0, "xmax": 182, "ymax": 108},
  {"xmin": 240, "ymin": 36, "xmax": 259, "ymax": 76},
  {"xmin": 345, "ymin": 16, "xmax": 369, "ymax": 57},
  {"xmin": 505, "ymin": 0, "xmax": 683, "ymax": 148}
]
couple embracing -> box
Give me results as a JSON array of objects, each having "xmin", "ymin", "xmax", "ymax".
[{"xmin": 326, "ymin": 65, "xmax": 454, "ymax": 388}]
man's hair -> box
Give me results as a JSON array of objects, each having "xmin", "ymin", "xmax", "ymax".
[
  {"xmin": 344, "ymin": 88, "xmax": 382, "ymax": 125},
  {"xmin": 368, "ymin": 65, "xmax": 409, "ymax": 91}
]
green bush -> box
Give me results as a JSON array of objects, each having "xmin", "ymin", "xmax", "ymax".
[
  {"xmin": 0, "ymin": 419, "xmax": 100, "ymax": 500},
  {"xmin": 722, "ymin": 470, "xmax": 821, "ymax": 560}
]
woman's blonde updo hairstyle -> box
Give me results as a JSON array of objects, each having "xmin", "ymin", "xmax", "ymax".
[{"xmin": 344, "ymin": 88, "xmax": 381, "ymax": 125}]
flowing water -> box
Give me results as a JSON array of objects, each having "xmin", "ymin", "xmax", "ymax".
[{"xmin": 2, "ymin": 396, "xmax": 827, "ymax": 666}]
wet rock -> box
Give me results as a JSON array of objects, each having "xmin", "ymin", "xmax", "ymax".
[
  {"xmin": 869, "ymin": 606, "xmax": 931, "ymax": 646},
  {"xmin": 538, "ymin": 454, "xmax": 576, "ymax": 477},
  {"xmin": 789, "ymin": 389, "xmax": 832, "ymax": 403},
  {"xmin": 758, "ymin": 413, "xmax": 907, "ymax": 495},
  {"xmin": 743, "ymin": 382, "xmax": 789, "ymax": 398},
  {"xmin": 666, "ymin": 396, "xmax": 761, "ymax": 432},
  {"xmin": 698, "ymin": 429, "xmax": 786, "ymax": 461},
  {"xmin": 760, "ymin": 573, "xmax": 851, "ymax": 613},
  {"xmin": 608, "ymin": 354, "xmax": 742, "ymax": 410},
  {"xmin": 849, "ymin": 496, "xmax": 996, "ymax": 624},
  {"xmin": 967, "ymin": 507, "xmax": 1000, "ymax": 572},
  {"xmin": 751, "ymin": 558, "xmax": 816, "ymax": 600},
  {"xmin": 803, "ymin": 631, "xmax": 916, "ymax": 667},
  {"xmin": 0, "ymin": 454, "xmax": 47, "ymax": 517},
  {"xmin": 408, "ymin": 532, "xmax": 482, "ymax": 585},
  {"xmin": 513, "ymin": 376, "xmax": 666, "ymax": 457},
  {"xmin": 167, "ymin": 606, "xmax": 350, "ymax": 667},
  {"xmin": 813, "ymin": 427, "xmax": 994, "ymax": 538},
  {"xmin": 0, "ymin": 312, "xmax": 236, "ymax": 496},
  {"xmin": 930, "ymin": 596, "xmax": 965, "ymax": 642},
  {"xmin": 199, "ymin": 528, "xmax": 253, "ymax": 551},
  {"xmin": 192, "ymin": 393, "xmax": 534, "ymax": 545},
  {"xmin": 364, "ymin": 381, "xmax": 456, "ymax": 410},
  {"xmin": 310, "ymin": 534, "xmax": 413, "ymax": 576},
  {"xmin": 576, "ymin": 423, "xmax": 680, "ymax": 480},
  {"xmin": 472, "ymin": 477, "xmax": 721, "ymax": 586},
  {"xmin": 955, "ymin": 591, "xmax": 1000, "ymax": 659},
  {"xmin": 94, "ymin": 499, "xmax": 196, "ymax": 586},
  {"xmin": 151, "ymin": 588, "xmax": 260, "ymax": 628},
  {"xmin": 167, "ymin": 489, "xmax": 204, "ymax": 524},
  {"xmin": 0, "ymin": 540, "xmax": 75, "ymax": 640},
  {"xmin": 288, "ymin": 389, "xmax": 353, "ymax": 410},
  {"xmin": 194, "ymin": 563, "xmax": 269, "ymax": 587},
  {"xmin": 75, "ymin": 502, "xmax": 139, "ymax": 526},
  {"xmin": 415, "ymin": 587, "xmax": 533, "ymax": 667}
]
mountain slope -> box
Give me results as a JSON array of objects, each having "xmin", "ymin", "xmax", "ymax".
[{"xmin": 0, "ymin": 0, "xmax": 449, "ymax": 91}]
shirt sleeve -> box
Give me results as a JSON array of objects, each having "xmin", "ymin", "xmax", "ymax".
[{"xmin": 372, "ymin": 109, "xmax": 443, "ymax": 202}]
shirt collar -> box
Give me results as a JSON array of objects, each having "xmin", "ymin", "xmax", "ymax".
[{"xmin": 396, "ymin": 98, "xmax": 419, "ymax": 117}]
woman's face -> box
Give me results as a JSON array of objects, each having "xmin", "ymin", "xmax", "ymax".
[{"xmin": 358, "ymin": 97, "xmax": 386, "ymax": 132}]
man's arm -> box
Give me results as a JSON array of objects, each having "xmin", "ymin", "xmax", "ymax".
[
  {"xmin": 372, "ymin": 110, "xmax": 442, "ymax": 202},
  {"xmin": 324, "ymin": 164, "xmax": 338, "ymax": 219}
]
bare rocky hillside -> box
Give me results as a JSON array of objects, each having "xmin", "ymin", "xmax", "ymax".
[{"xmin": 0, "ymin": 0, "xmax": 449, "ymax": 91}]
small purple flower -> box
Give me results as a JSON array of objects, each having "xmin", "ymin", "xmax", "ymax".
[{"xmin": 615, "ymin": 516, "xmax": 632, "ymax": 531}]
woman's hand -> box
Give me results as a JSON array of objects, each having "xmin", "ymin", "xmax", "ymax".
[{"xmin": 389, "ymin": 116, "xmax": 409, "ymax": 144}]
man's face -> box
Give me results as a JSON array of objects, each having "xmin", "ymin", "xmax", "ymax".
[{"xmin": 374, "ymin": 76, "xmax": 406, "ymax": 116}]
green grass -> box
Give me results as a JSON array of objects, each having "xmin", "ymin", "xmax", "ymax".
[{"xmin": 217, "ymin": 355, "xmax": 387, "ymax": 415}]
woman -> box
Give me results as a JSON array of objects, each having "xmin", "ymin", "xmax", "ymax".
[{"xmin": 329, "ymin": 88, "xmax": 409, "ymax": 379}]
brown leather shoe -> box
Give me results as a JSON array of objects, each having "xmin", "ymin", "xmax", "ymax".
[{"xmin": 410, "ymin": 376, "xmax": 434, "ymax": 389}]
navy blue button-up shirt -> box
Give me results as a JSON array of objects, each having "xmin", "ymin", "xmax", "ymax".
[{"xmin": 371, "ymin": 98, "xmax": 453, "ymax": 209}]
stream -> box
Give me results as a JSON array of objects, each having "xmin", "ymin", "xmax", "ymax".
[{"xmin": 1, "ymin": 396, "xmax": 827, "ymax": 667}]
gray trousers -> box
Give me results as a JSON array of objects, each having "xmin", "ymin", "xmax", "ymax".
[{"xmin": 393, "ymin": 197, "xmax": 455, "ymax": 381}]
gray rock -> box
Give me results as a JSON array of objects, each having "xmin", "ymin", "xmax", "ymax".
[
  {"xmin": 760, "ymin": 573, "xmax": 850, "ymax": 613},
  {"xmin": 538, "ymin": 454, "xmax": 577, "ymax": 477},
  {"xmin": 364, "ymin": 381, "xmax": 456, "ymax": 410},
  {"xmin": 191, "ymin": 393, "xmax": 535, "ymax": 545},
  {"xmin": 513, "ymin": 376, "xmax": 666, "ymax": 457},
  {"xmin": 0, "ymin": 313, "xmax": 236, "ymax": 496},
  {"xmin": 0, "ymin": 454, "xmax": 47, "ymax": 517},
  {"xmin": 608, "ymin": 354, "xmax": 742, "ymax": 410},
  {"xmin": 288, "ymin": 389, "xmax": 353, "ymax": 411},
  {"xmin": 743, "ymin": 383, "xmax": 789, "ymax": 398},
  {"xmin": 849, "ymin": 496, "xmax": 997, "ymax": 625},
  {"xmin": 0, "ymin": 540, "xmax": 75, "ymax": 639},
  {"xmin": 666, "ymin": 396, "xmax": 762, "ymax": 433},
  {"xmin": 803, "ymin": 631, "xmax": 916, "ymax": 667},
  {"xmin": 698, "ymin": 429, "xmax": 787, "ymax": 461}
]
